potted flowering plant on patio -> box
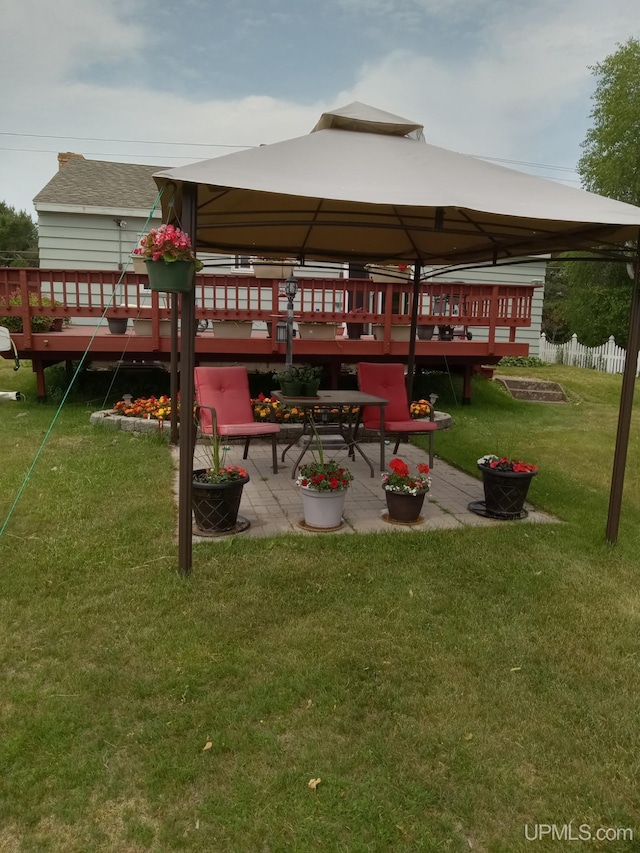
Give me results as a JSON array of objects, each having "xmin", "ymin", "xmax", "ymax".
[
  {"xmin": 192, "ymin": 409, "xmax": 250, "ymax": 535},
  {"xmin": 133, "ymin": 223, "xmax": 203, "ymax": 293},
  {"xmin": 381, "ymin": 457, "xmax": 431, "ymax": 523},
  {"xmin": 296, "ymin": 419, "xmax": 353, "ymax": 529},
  {"xmin": 473, "ymin": 454, "xmax": 538, "ymax": 520}
]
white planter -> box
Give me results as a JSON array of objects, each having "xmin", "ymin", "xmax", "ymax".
[
  {"xmin": 131, "ymin": 255, "xmax": 147, "ymax": 274},
  {"xmin": 212, "ymin": 321, "xmax": 253, "ymax": 339},
  {"xmin": 253, "ymin": 261, "xmax": 296, "ymax": 279},
  {"xmin": 373, "ymin": 324, "xmax": 414, "ymax": 341},
  {"xmin": 298, "ymin": 322, "xmax": 338, "ymax": 340},
  {"xmin": 367, "ymin": 266, "xmax": 413, "ymax": 283},
  {"xmin": 133, "ymin": 319, "xmax": 171, "ymax": 336},
  {"xmin": 300, "ymin": 486, "xmax": 347, "ymax": 529}
]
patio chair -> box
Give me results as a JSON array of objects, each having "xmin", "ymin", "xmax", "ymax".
[
  {"xmin": 194, "ymin": 366, "xmax": 280, "ymax": 474},
  {"xmin": 357, "ymin": 362, "xmax": 437, "ymax": 467}
]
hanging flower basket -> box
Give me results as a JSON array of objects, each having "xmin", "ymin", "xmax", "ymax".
[
  {"xmin": 133, "ymin": 224, "xmax": 202, "ymax": 293},
  {"xmin": 145, "ymin": 259, "xmax": 195, "ymax": 293}
]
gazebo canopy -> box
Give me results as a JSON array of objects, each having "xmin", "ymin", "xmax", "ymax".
[{"xmin": 154, "ymin": 102, "xmax": 640, "ymax": 266}]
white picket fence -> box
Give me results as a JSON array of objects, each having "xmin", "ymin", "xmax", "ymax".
[{"xmin": 539, "ymin": 332, "xmax": 639, "ymax": 375}]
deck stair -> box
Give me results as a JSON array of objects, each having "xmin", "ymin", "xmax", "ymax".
[{"xmin": 494, "ymin": 375, "xmax": 567, "ymax": 403}]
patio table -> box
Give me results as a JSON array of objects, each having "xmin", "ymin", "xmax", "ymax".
[{"xmin": 272, "ymin": 389, "xmax": 389, "ymax": 479}]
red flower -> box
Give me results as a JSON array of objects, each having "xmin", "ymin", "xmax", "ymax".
[
  {"xmin": 389, "ymin": 458, "xmax": 409, "ymax": 477},
  {"xmin": 417, "ymin": 463, "xmax": 430, "ymax": 475}
]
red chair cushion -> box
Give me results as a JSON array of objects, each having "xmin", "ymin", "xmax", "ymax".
[
  {"xmin": 357, "ymin": 362, "xmax": 412, "ymax": 429},
  {"xmin": 194, "ymin": 366, "xmax": 279, "ymax": 437}
]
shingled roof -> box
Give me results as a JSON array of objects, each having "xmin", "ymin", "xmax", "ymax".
[{"xmin": 34, "ymin": 156, "xmax": 166, "ymax": 210}]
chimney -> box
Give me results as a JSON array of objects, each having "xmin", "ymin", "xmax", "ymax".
[{"xmin": 58, "ymin": 152, "xmax": 85, "ymax": 170}]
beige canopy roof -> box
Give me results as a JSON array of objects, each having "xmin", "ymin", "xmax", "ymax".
[{"xmin": 154, "ymin": 102, "xmax": 640, "ymax": 266}]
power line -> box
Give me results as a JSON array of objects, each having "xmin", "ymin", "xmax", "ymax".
[
  {"xmin": 0, "ymin": 131, "xmax": 256, "ymax": 150},
  {"xmin": 1, "ymin": 130, "xmax": 579, "ymax": 175}
]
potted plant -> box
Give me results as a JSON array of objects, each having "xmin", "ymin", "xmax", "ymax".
[
  {"xmin": 474, "ymin": 454, "xmax": 538, "ymax": 519},
  {"xmin": 365, "ymin": 263, "xmax": 413, "ymax": 283},
  {"xmin": 297, "ymin": 364, "xmax": 323, "ymax": 396},
  {"xmin": 381, "ymin": 457, "xmax": 431, "ymax": 523},
  {"xmin": 274, "ymin": 367, "xmax": 304, "ymax": 397},
  {"xmin": 296, "ymin": 423, "xmax": 353, "ymax": 529},
  {"xmin": 192, "ymin": 417, "xmax": 251, "ymax": 535},
  {"xmin": 133, "ymin": 224, "xmax": 203, "ymax": 293},
  {"xmin": 0, "ymin": 292, "xmax": 63, "ymax": 333}
]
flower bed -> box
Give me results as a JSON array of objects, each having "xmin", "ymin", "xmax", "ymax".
[{"xmin": 105, "ymin": 394, "xmax": 431, "ymax": 425}]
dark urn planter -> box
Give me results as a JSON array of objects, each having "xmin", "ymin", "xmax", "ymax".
[
  {"xmin": 346, "ymin": 322, "xmax": 365, "ymax": 339},
  {"xmin": 417, "ymin": 324, "xmax": 435, "ymax": 341},
  {"xmin": 107, "ymin": 317, "xmax": 128, "ymax": 334},
  {"xmin": 384, "ymin": 489, "xmax": 427, "ymax": 523},
  {"xmin": 192, "ymin": 470, "xmax": 250, "ymax": 534},
  {"xmin": 476, "ymin": 465, "xmax": 537, "ymax": 519}
]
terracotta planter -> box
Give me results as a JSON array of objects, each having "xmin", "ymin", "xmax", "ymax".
[
  {"xmin": 298, "ymin": 323, "xmax": 338, "ymax": 340},
  {"xmin": 373, "ymin": 325, "xmax": 413, "ymax": 341},
  {"xmin": 212, "ymin": 321, "xmax": 253, "ymax": 339},
  {"xmin": 192, "ymin": 471, "xmax": 250, "ymax": 533},
  {"xmin": 300, "ymin": 486, "xmax": 347, "ymax": 529},
  {"xmin": 384, "ymin": 489, "xmax": 426, "ymax": 523}
]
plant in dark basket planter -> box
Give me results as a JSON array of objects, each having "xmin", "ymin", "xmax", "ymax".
[
  {"xmin": 274, "ymin": 367, "xmax": 303, "ymax": 397},
  {"xmin": 296, "ymin": 418, "xmax": 353, "ymax": 530},
  {"xmin": 297, "ymin": 363, "xmax": 323, "ymax": 396},
  {"xmin": 381, "ymin": 457, "xmax": 431, "ymax": 523},
  {"xmin": 0, "ymin": 292, "xmax": 68, "ymax": 333},
  {"xmin": 472, "ymin": 454, "xmax": 538, "ymax": 520},
  {"xmin": 133, "ymin": 223, "xmax": 203, "ymax": 293},
  {"xmin": 192, "ymin": 411, "xmax": 250, "ymax": 535}
]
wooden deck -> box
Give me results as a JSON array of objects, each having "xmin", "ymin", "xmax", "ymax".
[{"xmin": 1, "ymin": 268, "xmax": 534, "ymax": 400}]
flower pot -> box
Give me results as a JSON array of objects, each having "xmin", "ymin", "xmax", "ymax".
[
  {"xmin": 107, "ymin": 317, "xmax": 128, "ymax": 335},
  {"xmin": 417, "ymin": 324, "xmax": 435, "ymax": 341},
  {"xmin": 438, "ymin": 325, "xmax": 454, "ymax": 341},
  {"xmin": 145, "ymin": 259, "xmax": 195, "ymax": 293},
  {"xmin": 384, "ymin": 489, "xmax": 426, "ymax": 523},
  {"xmin": 301, "ymin": 380, "xmax": 320, "ymax": 396},
  {"xmin": 212, "ymin": 321, "xmax": 253, "ymax": 339},
  {"xmin": 478, "ymin": 465, "xmax": 537, "ymax": 519},
  {"xmin": 192, "ymin": 471, "xmax": 250, "ymax": 533},
  {"xmin": 131, "ymin": 255, "xmax": 147, "ymax": 274},
  {"xmin": 253, "ymin": 261, "xmax": 296, "ymax": 279},
  {"xmin": 300, "ymin": 486, "xmax": 346, "ymax": 529},
  {"xmin": 367, "ymin": 266, "xmax": 412, "ymax": 283},
  {"xmin": 133, "ymin": 318, "xmax": 171, "ymax": 336},
  {"xmin": 346, "ymin": 322, "xmax": 365, "ymax": 339},
  {"xmin": 279, "ymin": 380, "xmax": 304, "ymax": 397},
  {"xmin": 298, "ymin": 323, "xmax": 338, "ymax": 340},
  {"xmin": 373, "ymin": 324, "xmax": 413, "ymax": 341}
]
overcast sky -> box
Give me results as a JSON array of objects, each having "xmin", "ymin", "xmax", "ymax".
[{"xmin": 2, "ymin": 0, "xmax": 637, "ymax": 219}]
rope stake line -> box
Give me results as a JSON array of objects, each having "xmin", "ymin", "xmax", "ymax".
[{"xmin": 0, "ymin": 190, "xmax": 165, "ymax": 539}]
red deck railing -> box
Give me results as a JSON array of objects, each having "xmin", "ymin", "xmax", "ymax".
[{"xmin": 0, "ymin": 268, "xmax": 536, "ymax": 399}]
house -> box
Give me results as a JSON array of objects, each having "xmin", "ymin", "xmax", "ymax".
[{"xmin": 32, "ymin": 154, "xmax": 546, "ymax": 354}]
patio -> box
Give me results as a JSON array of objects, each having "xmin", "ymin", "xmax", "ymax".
[{"xmin": 175, "ymin": 439, "xmax": 558, "ymax": 540}]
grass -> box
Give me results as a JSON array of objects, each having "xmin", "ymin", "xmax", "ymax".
[{"xmin": 2, "ymin": 360, "xmax": 640, "ymax": 851}]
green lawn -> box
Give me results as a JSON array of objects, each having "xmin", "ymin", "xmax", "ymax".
[{"xmin": 2, "ymin": 360, "xmax": 640, "ymax": 851}]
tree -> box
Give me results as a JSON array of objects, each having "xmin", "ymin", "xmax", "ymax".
[
  {"xmin": 0, "ymin": 202, "xmax": 38, "ymax": 267},
  {"xmin": 557, "ymin": 38, "xmax": 640, "ymax": 347}
]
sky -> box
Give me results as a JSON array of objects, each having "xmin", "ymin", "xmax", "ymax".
[{"xmin": 1, "ymin": 0, "xmax": 638, "ymax": 220}]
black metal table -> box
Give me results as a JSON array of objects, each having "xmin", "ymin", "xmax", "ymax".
[{"xmin": 272, "ymin": 389, "xmax": 389, "ymax": 479}]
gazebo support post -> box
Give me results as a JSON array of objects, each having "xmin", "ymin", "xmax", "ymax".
[
  {"xmin": 606, "ymin": 237, "xmax": 640, "ymax": 544},
  {"xmin": 170, "ymin": 292, "xmax": 179, "ymax": 446},
  {"xmin": 177, "ymin": 184, "xmax": 198, "ymax": 576},
  {"xmin": 405, "ymin": 263, "xmax": 421, "ymax": 402}
]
